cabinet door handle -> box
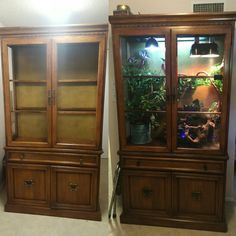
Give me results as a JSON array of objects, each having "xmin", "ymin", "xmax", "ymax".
[
  {"xmin": 203, "ymin": 164, "xmax": 208, "ymax": 171},
  {"xmin": 142, "ymin": 187, "xmax": 153, "ymax": 198},
  {"xmin": 172, "ymin": 87, "xmax": 177, "ymax": 101},
  {"xmin": 24, "ymin": 179, "xmax": 35, "ymax": 187},
  {"xmin": 69, "ymin": 183, "xmax": 78, "ymax": 192},
  {"xmin": 52, "ymin": 90, "xmax": 56, "ymax": 105},
  {"xmin": 166, "ymin": 94, "xmax": 171, "ymax": 102},
  {"xmin": 192, "ymin": 191, "xmax": 201, "ymax": 200},
  {"xmin": 48, "ymin": 90, "xmax": 52, "ymax": 106}
]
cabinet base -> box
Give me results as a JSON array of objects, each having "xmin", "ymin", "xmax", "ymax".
[
  {"xmin": 120, "ymin": 212, "xmax": 227, "ymax": 232},
  {"xmin": 5, "ymin": 203, "xmax": 101, "ymax": 221}
]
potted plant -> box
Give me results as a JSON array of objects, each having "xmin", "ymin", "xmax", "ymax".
[{"xmin": 123, "ymin": 50, "xmax": 166, "ymax": 144}]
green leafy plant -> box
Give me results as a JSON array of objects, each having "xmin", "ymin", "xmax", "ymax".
[
  {"xmin": 178, "ymin": 77, "xmax": 223, "ymax": 97},
  {"xmin": 125, "ymin": 77, "xmax": 166, "ymax": 124},
  {"xmin": 123, "ymin": 50, "xmax": 166, "ymax": 125}
]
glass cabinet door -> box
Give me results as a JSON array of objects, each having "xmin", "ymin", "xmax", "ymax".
[
  {"xmin": 2, "ymin": 39, "xmax": 51, "ymax": 146},
  {"xmin": 172, "ymin": 28, "xmax": 232, "ymax": 153},
  {"xmin": 116, "ymin": 31, "xmax": 171, "ymax": 151},
  {"xmin": 52, "ymin": 36, "xmax": 105, "ymax": 148}
]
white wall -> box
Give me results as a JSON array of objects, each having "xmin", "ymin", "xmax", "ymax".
[
  {"xmin": 0, "ymin": 48, "xmax": 5, "ymax": 186},
  {"xmin": 108, "ymin": 0, "xmax": 236, "ymax": 200},
  {"xmin": 0, "ymin": 0, "xmax": 108, "ymax": 26}
]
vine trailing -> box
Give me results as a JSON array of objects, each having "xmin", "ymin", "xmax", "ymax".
[
  {"xmin": 122, "ymin": 50, "xmax": 166, "ymax": 125},
  {"xmin": 125, "ymin": 76, "xmax": 166, "ymax": 124}
]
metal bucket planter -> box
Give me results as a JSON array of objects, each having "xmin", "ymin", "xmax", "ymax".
[{"xmin": 130, "ymin": 123, "xmax": 151, "ymax": 144}]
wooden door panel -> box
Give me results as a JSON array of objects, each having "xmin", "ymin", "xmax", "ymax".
[
  {"xmin": 2, "ymin": 38, "xmax": 52, "ymax": 147},
  {"xmin": 123, "ymin": 170, "xmax": 171, "ymax": 216},
  {"xmin": 51, "ymin": 166, "xmax": 98, "ymax": 211},
  {"xmin": 7, "ymin": 164, "xmax": 50, "ymax": 206},
  {"xmin": 51, "ymin": 35, "xmax": 107, "ymax": 149},
  {"xmin": 173, "ymin": 173, "xmax": 224, "ymax": 220}
]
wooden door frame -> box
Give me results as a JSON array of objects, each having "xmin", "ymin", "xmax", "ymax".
[
  {"xmin": 51, "ymin": 34, "xmax": 107, "ymax": 150},
  {"xmin": 171, "ymin": 25, "xmax": 233, "ymax": 155},
  {"xmin": 111, "ymin": 26, "xmax": 172, "ymax": 153},
  {"xmin": 1, "ymin": 37, "xmax": 52, "ymax": 147}
]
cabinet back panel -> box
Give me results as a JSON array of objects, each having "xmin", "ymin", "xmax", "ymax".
[
  {"xmin": 57, "ymin": 43, "xmax": 98, "ymax": 81},
  {"xmin": 15, "ymin": 84, "xmax": 47, "ymax": 109},
  {"xmin": 57, "ymin": 84, "xmax": 97, "ymax": 109},
  {"xmin": 57, "ymin": 114, "xmax": 96, "ymax": 144},
  {"xmin": 13, "ymin": 112, "xmax": 47, "ymax": 141},
  {"xmin": 12, "ymin": 45, "xmax": 47, "ymax": 81}
]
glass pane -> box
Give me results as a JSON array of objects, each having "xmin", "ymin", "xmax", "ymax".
[
  {"xmin": 126, "ymin": 111, "xmax": 167, "ymax": 145},
  {"xmin": 57, "ymin": 43, "xmax": 99, "ymax": 81},
  {"xmin": 12, "ymin": 112, "xmax": 47, "ymax": 142},
  {"xmin": 57, "ymin": 114, "xmax": 96, "ymax": 144},
  {"xmin": 121, "ymin": 36, "xmax": 167, "ymax": 146},
  {"xmin": 10, "ymin": 82, "xmax": 47, "ymax": 109},
  {"xmin": 57, "ymin": 84, "xmax": 97, "ymax": 110},
  {"xmin": 177, "ymin": 113, "xmax": 220, "ymax": 149},
  {"xmin": 8, "ymin": 45, "xmax": 47, "ymax": 81},
  {"xmin": 176, "ymin": 35, "xmax": 224, "ymax": 149}
]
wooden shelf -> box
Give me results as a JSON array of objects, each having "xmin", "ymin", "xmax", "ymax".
[
  {"xmin": 12, "ymin": 136, "xmax": 48, "ymax": 142},
  {"xmin": 125, "ymin": 110, "xmax": 167, "ymax": 113},
  {"xmin": 12, "ymin": 109, "xmax": 47, "ymax": 113},
  {"xmin": 57, "ymin": 108, "xmax": 96, "ymax": 112},
  {"xmin": 177, "ymin": 111, "xmax": 221, "ymax": 115},
  {"xmin": 127, "ymin": 138, "xmax": 167, "ymax": 147},
  {"xmin": 178, "ymin": 75, "xmax": 215, "ymax": 79},
  {"xmin": 123, "ymin": 75, "xmax": 166, "ymax": 79},
  {"xmin": 58, "ymin": 79, "xmax": 97, "ymax": 84},
  {"xmin": 9, "ymin": 80, "xmax": 46, "ymax": 83},
  {"xmin": 57, "ymin": 110, "xmax": 96, "ymax": 115}
]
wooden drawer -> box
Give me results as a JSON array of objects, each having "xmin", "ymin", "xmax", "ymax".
[
  {"xmin": 7, "ymin": 164, "xmax": 50, "ymax": 207},
  {"xmin": 123, "ymin": 170, "xmax": 171, "ymax": 217},
  {"xmin": 173, "ymin": 173, "xmax": 224, "ymax": 221},
  {"xmin": 51, "ymin": 166, "xmax": 98, "ymax": 211},
  {"xmin": 7, "ymin": 151, "xmax": 98, "ymax": 167},
  {"xmin": 122, "ymin": 157, "xmax": 224, "ymax": 174}
]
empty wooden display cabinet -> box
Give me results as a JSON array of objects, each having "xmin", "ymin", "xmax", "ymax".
[{"xmin": 1, "ymin": 24, "xmax": 107, "ymax": 220}]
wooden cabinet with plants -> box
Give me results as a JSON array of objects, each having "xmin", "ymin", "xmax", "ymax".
[
  {"xmin": 109, "ymin": 12, "xmax": 236, "ymax": 231},
  {"xmin": 1, "ymin": 25, "xmax": 107, "ymax": 220}
]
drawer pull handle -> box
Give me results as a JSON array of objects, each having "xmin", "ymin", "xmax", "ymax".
[
  {"xmin": 192, "ymin": 191, "xmax": 201, "ymax": 200},
  {"xmin": 24, "ymin": 179, "xmax": 35, "ymax": 187},
  {"xmin": 69, "ymin": 183, "xmax": 78, "ymax": 192},
  {"xmin": 142, "ymin": 187, "xmax": 153, "ymax": 198}
]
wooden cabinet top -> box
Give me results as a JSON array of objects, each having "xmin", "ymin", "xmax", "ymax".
[
  {"xmin": 0, "ymin": 24, "xmax": 108, "ymax": 36},
  {"xmin": 109, "ymin": 12, "xmax": 236, "ymax": 25}
]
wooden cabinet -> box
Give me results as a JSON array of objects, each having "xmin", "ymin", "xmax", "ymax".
[
  {"xmin": 109, "ymin": 12, "xmax": 236, "ymax": 231},
  {"xmin": 1, "ymin": 25, "xmax": 107, "ymax": 220},
  {"xmin": 51, "ymin": 166, "xmax": 98, "ymax": 211}
]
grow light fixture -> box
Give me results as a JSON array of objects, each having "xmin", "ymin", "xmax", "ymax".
[
  {"xmin": 190, "ymin": 37, "xmax": 200, "ymax": 57},
  {"xmin": 190, "ymin": 37, "xmax": 219, "ymax": 58},
  {"xmin": 145, "ymin": 37, "xmax": 159, "ymax": 50}
]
